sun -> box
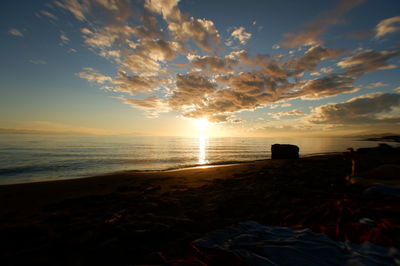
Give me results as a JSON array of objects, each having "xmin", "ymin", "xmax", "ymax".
[{"xmin": 196, "ymin": 118, "xmax": 209, "ymax": 132}]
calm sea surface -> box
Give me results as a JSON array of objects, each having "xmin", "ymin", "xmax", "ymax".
[{"xmin": 0, "ymin": 135, "xmax": 395, "ymax": 184}]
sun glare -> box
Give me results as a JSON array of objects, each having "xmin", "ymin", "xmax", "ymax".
[{"xmin": 196, "ymin": 118, "xmax": 209, "ymax": 132}]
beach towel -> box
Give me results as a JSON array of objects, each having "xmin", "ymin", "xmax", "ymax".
[{"xmin": 192, "ymin": 221, "xmax": 400, "ymax": 266}]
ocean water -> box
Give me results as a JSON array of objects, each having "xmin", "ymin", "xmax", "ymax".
[{"xmin": 0, "ymin": 135, "xmax": 394, "ymax": 185}]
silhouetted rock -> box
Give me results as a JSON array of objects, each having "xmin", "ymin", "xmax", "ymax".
[{"xmin": 271, "ymin": 144, "xmax": 299, "ymax": 159}]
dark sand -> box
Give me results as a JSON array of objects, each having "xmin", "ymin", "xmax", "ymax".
[{"xmin": 1, "ymin": 154, "xmax": 399, "ymax": 265}]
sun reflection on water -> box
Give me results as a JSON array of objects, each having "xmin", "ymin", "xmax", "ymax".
[{"xmin": 198, "ymin": 135, "xmax": 208, "ymax": 165}]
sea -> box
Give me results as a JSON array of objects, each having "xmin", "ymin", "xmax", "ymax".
[{"xmin": 0, "ymin": 134, "xmax": 396, "ymax": 185}]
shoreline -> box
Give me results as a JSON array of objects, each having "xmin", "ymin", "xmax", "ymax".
[{"xmin": 0, "ymin": 152, "xmax": 343, "ymax": 186}]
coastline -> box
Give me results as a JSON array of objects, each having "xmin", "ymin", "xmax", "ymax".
[
  {"xmin": 1, "ymin": 134, "xmax": 392, "ymax": 186},
  {"xmin": 0, "ymin": 151, "xmax": 344, "ymax": 186}
]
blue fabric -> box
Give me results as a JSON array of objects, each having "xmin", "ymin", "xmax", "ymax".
[{"xmin": 193, "ymin": 221, "xmax": 400, "ymax": 266}]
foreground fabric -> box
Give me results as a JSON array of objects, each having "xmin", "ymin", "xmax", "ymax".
[{"xmin": 192, "ymin": 221, "xmax": 400, "ymax": 266}]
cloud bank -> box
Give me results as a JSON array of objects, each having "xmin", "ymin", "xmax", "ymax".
[
  {"xmin": 310, "ymin": 93, "xmax": 400, "ymax": 125},
  {"xmin": 47, "ymin": 0, "xmax": 399, "ymax": 132}
]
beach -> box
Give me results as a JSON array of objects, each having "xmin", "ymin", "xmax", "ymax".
[{"xmin": 1, "ymin": 152, "xmax": 399, "ymax": 265}]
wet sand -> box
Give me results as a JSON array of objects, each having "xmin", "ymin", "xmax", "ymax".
[{"xmin": 0, "ymin": 154, "xmax": 399, "ymax": 265}]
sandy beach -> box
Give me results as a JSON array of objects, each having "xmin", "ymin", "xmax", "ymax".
[{"xmin": 1, "ymin": 153, "xmax": 399, "ymax": 265}]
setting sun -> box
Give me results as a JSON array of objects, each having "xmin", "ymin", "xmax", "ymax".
[{"xmin": 196, "ymin": 118, "xmax": 209, "ymax": 132}]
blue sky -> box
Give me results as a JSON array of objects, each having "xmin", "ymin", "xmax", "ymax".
[{"xmin": 0, "ymin": 0, "xmax": 399, "ymax": 137}]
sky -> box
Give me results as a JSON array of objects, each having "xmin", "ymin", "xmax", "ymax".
[{"xmin": 0, "ymin": 0, "xmax": 399, "ymax": 137}]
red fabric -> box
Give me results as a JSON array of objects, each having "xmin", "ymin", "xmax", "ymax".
[{"xmin": 282, "ymin": 192, "xmax": 400, "ymax": 247}]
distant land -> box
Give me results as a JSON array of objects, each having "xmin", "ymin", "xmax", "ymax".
[{"xmin": 362, "ymin": 135, "xmax": 400, "ymax": 143}]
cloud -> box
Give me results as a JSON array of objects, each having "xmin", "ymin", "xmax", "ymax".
[
  {"xmin": 216, "ymin": 72, "xmax": 271, "ymax": 94},
  {"xmin": 320, "ymin": 67, "xmax": 334, "ymax": 73},
  {"xmin": 282, "ymin": 0, "xmax": 365, "ymax": 47},
  {"xmin": 362, "ymin": 82, "xmax": 387, "ymax": 89},
  {"xmin": 57, "ymin": 0, "xmax": 295, "ymax": 122},
  {"xmin": 144, "ymin": 0, "xmax": 181, "ymax": 21},
  {"xmin": 180, "ymin": 86, "xmax": 274, "ymax": 122},
  {"xmin": 123, "ymin": 96, "xmax": 169, "ymax": 118},
  {"xmin": 300, "ymin": 74, "xmax": 357, "ymax": 99},
  {"xmin": 60, "ymin": 32, "xmax": 70, "ymax": 44},
  {"xmin": 56, "ymin": 0, "xmax": 135, "ymax": 40},
  {"xmin": 124, "ymin": 96, "xmax": 164, "ymax": 109},
  {"xmin": 40, "ymin": 10, "xmax": 58, "ymax": 20},
  {"xmin": 145, "ymin": 0, "xmax": 221, "ymax": 53},
  {"xmin": 188, "ymin": 54, "xmax": 238, "ymax": 73},
  {"xmin": 375, "ymin": 16, "xmax": 400, "ymax": 39},
  {"xmin": 168, "ymin": 73, "xmax": 218, "ymax": 110},
  {"xmin": 81, "ymin": 25, "xmax": 136, "ymax": 50},
  {"xmin": 288, "ymin": 45, "xmax": 343, "ymax": 74},
  {"xmin": 130, "ymin": 24, "xmax": 164, "ymax": 42},
  {"xmin": 54, "ymin": 0, "xmax": 398, "ymax": 128},
  {"xmin": 168, "ymin": 17, "xmax": 221, "ymax": 53},
  {"xmin": 140, "ymin": 39, "xmax": 180, "ymax": 61},
  {"xmin": 55, "ymin": 0, "xmax": 89, "ymax": 21},
  {"xmin": 235, "ymin": 50, "xmax": 290, "ymax": 78},
  {"xmin": 8, "ymin": 28, "xmax": 23, "ymax": 37},
  {"xmin": 113, "ymin": 72, "xmax": 165, "ymax": 95},
  {"xmin": 309, "ymin": 93, "xmax": 400, "ymax": 125},
  {"xmin": 142, "ymin": 45, "xmax": 387, "ymax": 122},
  {"xmin": 271, "ymin": 109, "xmax": 305, "ymax": 119},
  {"xmin": 204, "ymin": 114, "xmax": 244, "ymax": 124},
  {"xmin": 395, "ymin": 87, "xmax": 400, "ymax": 93},
  {"xmin": 123, "ymin": 54, "xmax": 161, "ymax": 74},
  {"xmin": 338, "ymin": 49, "xmax": 398, "ymax": 75},
  {"xmin": 29, "ymin": 59, "xmax": 47, "ymax": 65},
  {"xmin": 78, "ymin": 67, "xmax": 165, "ymax": 95},
  {"xmin": 121, "ymin": 72, "xmax": 279, "ymax": 121},
  {"xmin": 230, "ymin": 27, "xmax": 252, "ymax": 45},
  {"xmin": 235, "ymin": 45, "xmax": 342, "ymax": 79},
  {"xmin": 230, "ymin": 118, "xmax": 243, "ymax": 123},
  {"xmin": 269, "ymin": 102, "xmax": 292, "ymax": 109},
  {"xmin": 206, "ymin": 114, "xmax": 232, "ymax": 123},
  {"xmin": 77, "ymin": 67, "xmax": 112, "ymax": 84}
]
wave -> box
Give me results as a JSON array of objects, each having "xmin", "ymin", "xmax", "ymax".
[{"xmin": 0, "ymin": 164, "xmax": 59, "ymax": 176}]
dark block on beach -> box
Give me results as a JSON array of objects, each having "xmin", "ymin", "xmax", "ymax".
[{"xmin": 271, "ymin": 144, "xmax": 299, "ymax": 159}]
